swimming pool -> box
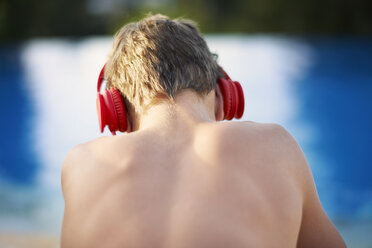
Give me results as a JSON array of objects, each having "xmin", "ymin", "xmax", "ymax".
[{"xmin": 0, "ymin": 36, "xmax": 371, "ymax": 247}]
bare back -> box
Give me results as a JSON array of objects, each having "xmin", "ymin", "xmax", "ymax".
[{"xmin": 61, "ymin": 122, "xmax": 345, "ymax": 248}]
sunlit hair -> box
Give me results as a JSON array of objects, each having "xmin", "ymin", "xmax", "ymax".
[{"xmin": 104, "ymin": 14, "xmax": 222, "ymax": 114}]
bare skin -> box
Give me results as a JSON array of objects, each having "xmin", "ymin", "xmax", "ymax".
[{"xmin": 61, "ymin": 88, "xmax": 346, "ymax": 248}]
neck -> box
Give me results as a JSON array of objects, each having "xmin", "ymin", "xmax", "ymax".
[{"xmin": 133, "ymin": 90, "xmax": 216, "ymax": 132}]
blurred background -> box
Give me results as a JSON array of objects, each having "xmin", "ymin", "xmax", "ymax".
[{"xmin": 0, "ymin": 0, "xmax": 371, "ymax": 247}]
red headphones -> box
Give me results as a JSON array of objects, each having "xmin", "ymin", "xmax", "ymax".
[{"xmin": 96, "ymin": 66, "xmax": 244, "ymax": 135}]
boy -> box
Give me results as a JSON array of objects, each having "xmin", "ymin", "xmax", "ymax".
[{"xmin": 61, "ymin": 14, "xmax": 345, "ymax": 247}]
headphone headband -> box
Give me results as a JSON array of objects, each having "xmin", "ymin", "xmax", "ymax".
[
  {"xmin": 97, "ymin": 65, "xmax": 106, "ymax": 92},
  {"xmin": 222, "ymin": 69, "xmax": 231, "ymax": 80}
]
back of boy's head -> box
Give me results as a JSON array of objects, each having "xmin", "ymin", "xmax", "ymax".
[{"xmin": 104, "ymin": 14, "xmax": 222, "ymax": 114}]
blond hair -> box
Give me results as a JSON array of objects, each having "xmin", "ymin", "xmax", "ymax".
[{"xmin": 104, "ymin": 14, "xmax": 222, "ymax": 113}]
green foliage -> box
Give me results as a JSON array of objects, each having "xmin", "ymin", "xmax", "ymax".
[{"xmin": 0, "ymin": 0, "xmax": 371, "ymax": 41}]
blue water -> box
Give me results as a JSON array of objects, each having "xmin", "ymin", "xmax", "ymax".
[
  {"xmin": 297, "ymin": 38, "xmax": 372, "ymax": 219},
  {"xmin": 0, "ymin": 47, "xmax": 38, "ymax": 184},
  {"xmin": 0, "ymin": 36, "xmax": 371, "ymax": 246}
]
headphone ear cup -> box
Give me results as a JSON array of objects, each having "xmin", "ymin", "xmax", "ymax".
[
  {"xmin": 98, "ymin": 89, "xmax": 127, "ymax": 134},
  {"xmin": 218, "ymin": 78, "xmax": 236, "ymax": 120},
  {"xmin": 230, "ymin": 81, "xmax": 239, "ymax": 119},
  {"xmin": 96, "ymin": 93, "xmax": 107, "ymax": 133},
  {"xmin": 108, "ymin": 89, "xmax": 127, "ymax": 132},
  {"xmin": 234, "ymin": 81, "xmax": 245, "ymax": 119}
]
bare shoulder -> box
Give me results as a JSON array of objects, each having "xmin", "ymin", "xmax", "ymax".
[
  {"xmin": 61, "ymin": 138, "xmax": 100, "ymax": 196},
  {"xmin": 239, "ymin": 122, "xmax": 310, "ymax": 175},
  {"xmin": 228, "ymin": 122, "xmax": 346, "ymax": 247},
  {"xmin": 61, "ymin": 136, "xmax": 126, "ymax": 197},
  {"xmin": 204, "ymin": 121, "xmax": 306, "ymax": 168},
  {"xmin": 196, "ymin": 121, "xmax": 310, "ymax": 199},
  {"xmin": 210, "ymin": 121, "xmax": 346, "ymax": 247},
  {"xmin": 236, "ymin": 121, "xmax": 301, "ymax": 151},
  {"xmin": 229, "ymin": 121, "xmax": 312, "ymax": 196},
  {"xmin": 61, "ymin": 137, "xmax": 107, "ymax": 172},
  {"xmin": 208, "ymin": 121, "xmax": 297, "ymax": 147}
]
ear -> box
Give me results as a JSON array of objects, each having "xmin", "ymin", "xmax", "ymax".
[
  {"xmin": 125, "ymin": 104, "xmax": 134, "ymax": 133},
  {"xmin": 126, "ymin": 116, "xmax": 132, "ymax": 133},
  {"xmin": 215, "ymin": 85, "xmax": 224, "ymax": 121}
]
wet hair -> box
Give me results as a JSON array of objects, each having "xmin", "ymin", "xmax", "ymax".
[{"xmin": 104, "ymin": 14, "xmax": 222, "ymax": 113}]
